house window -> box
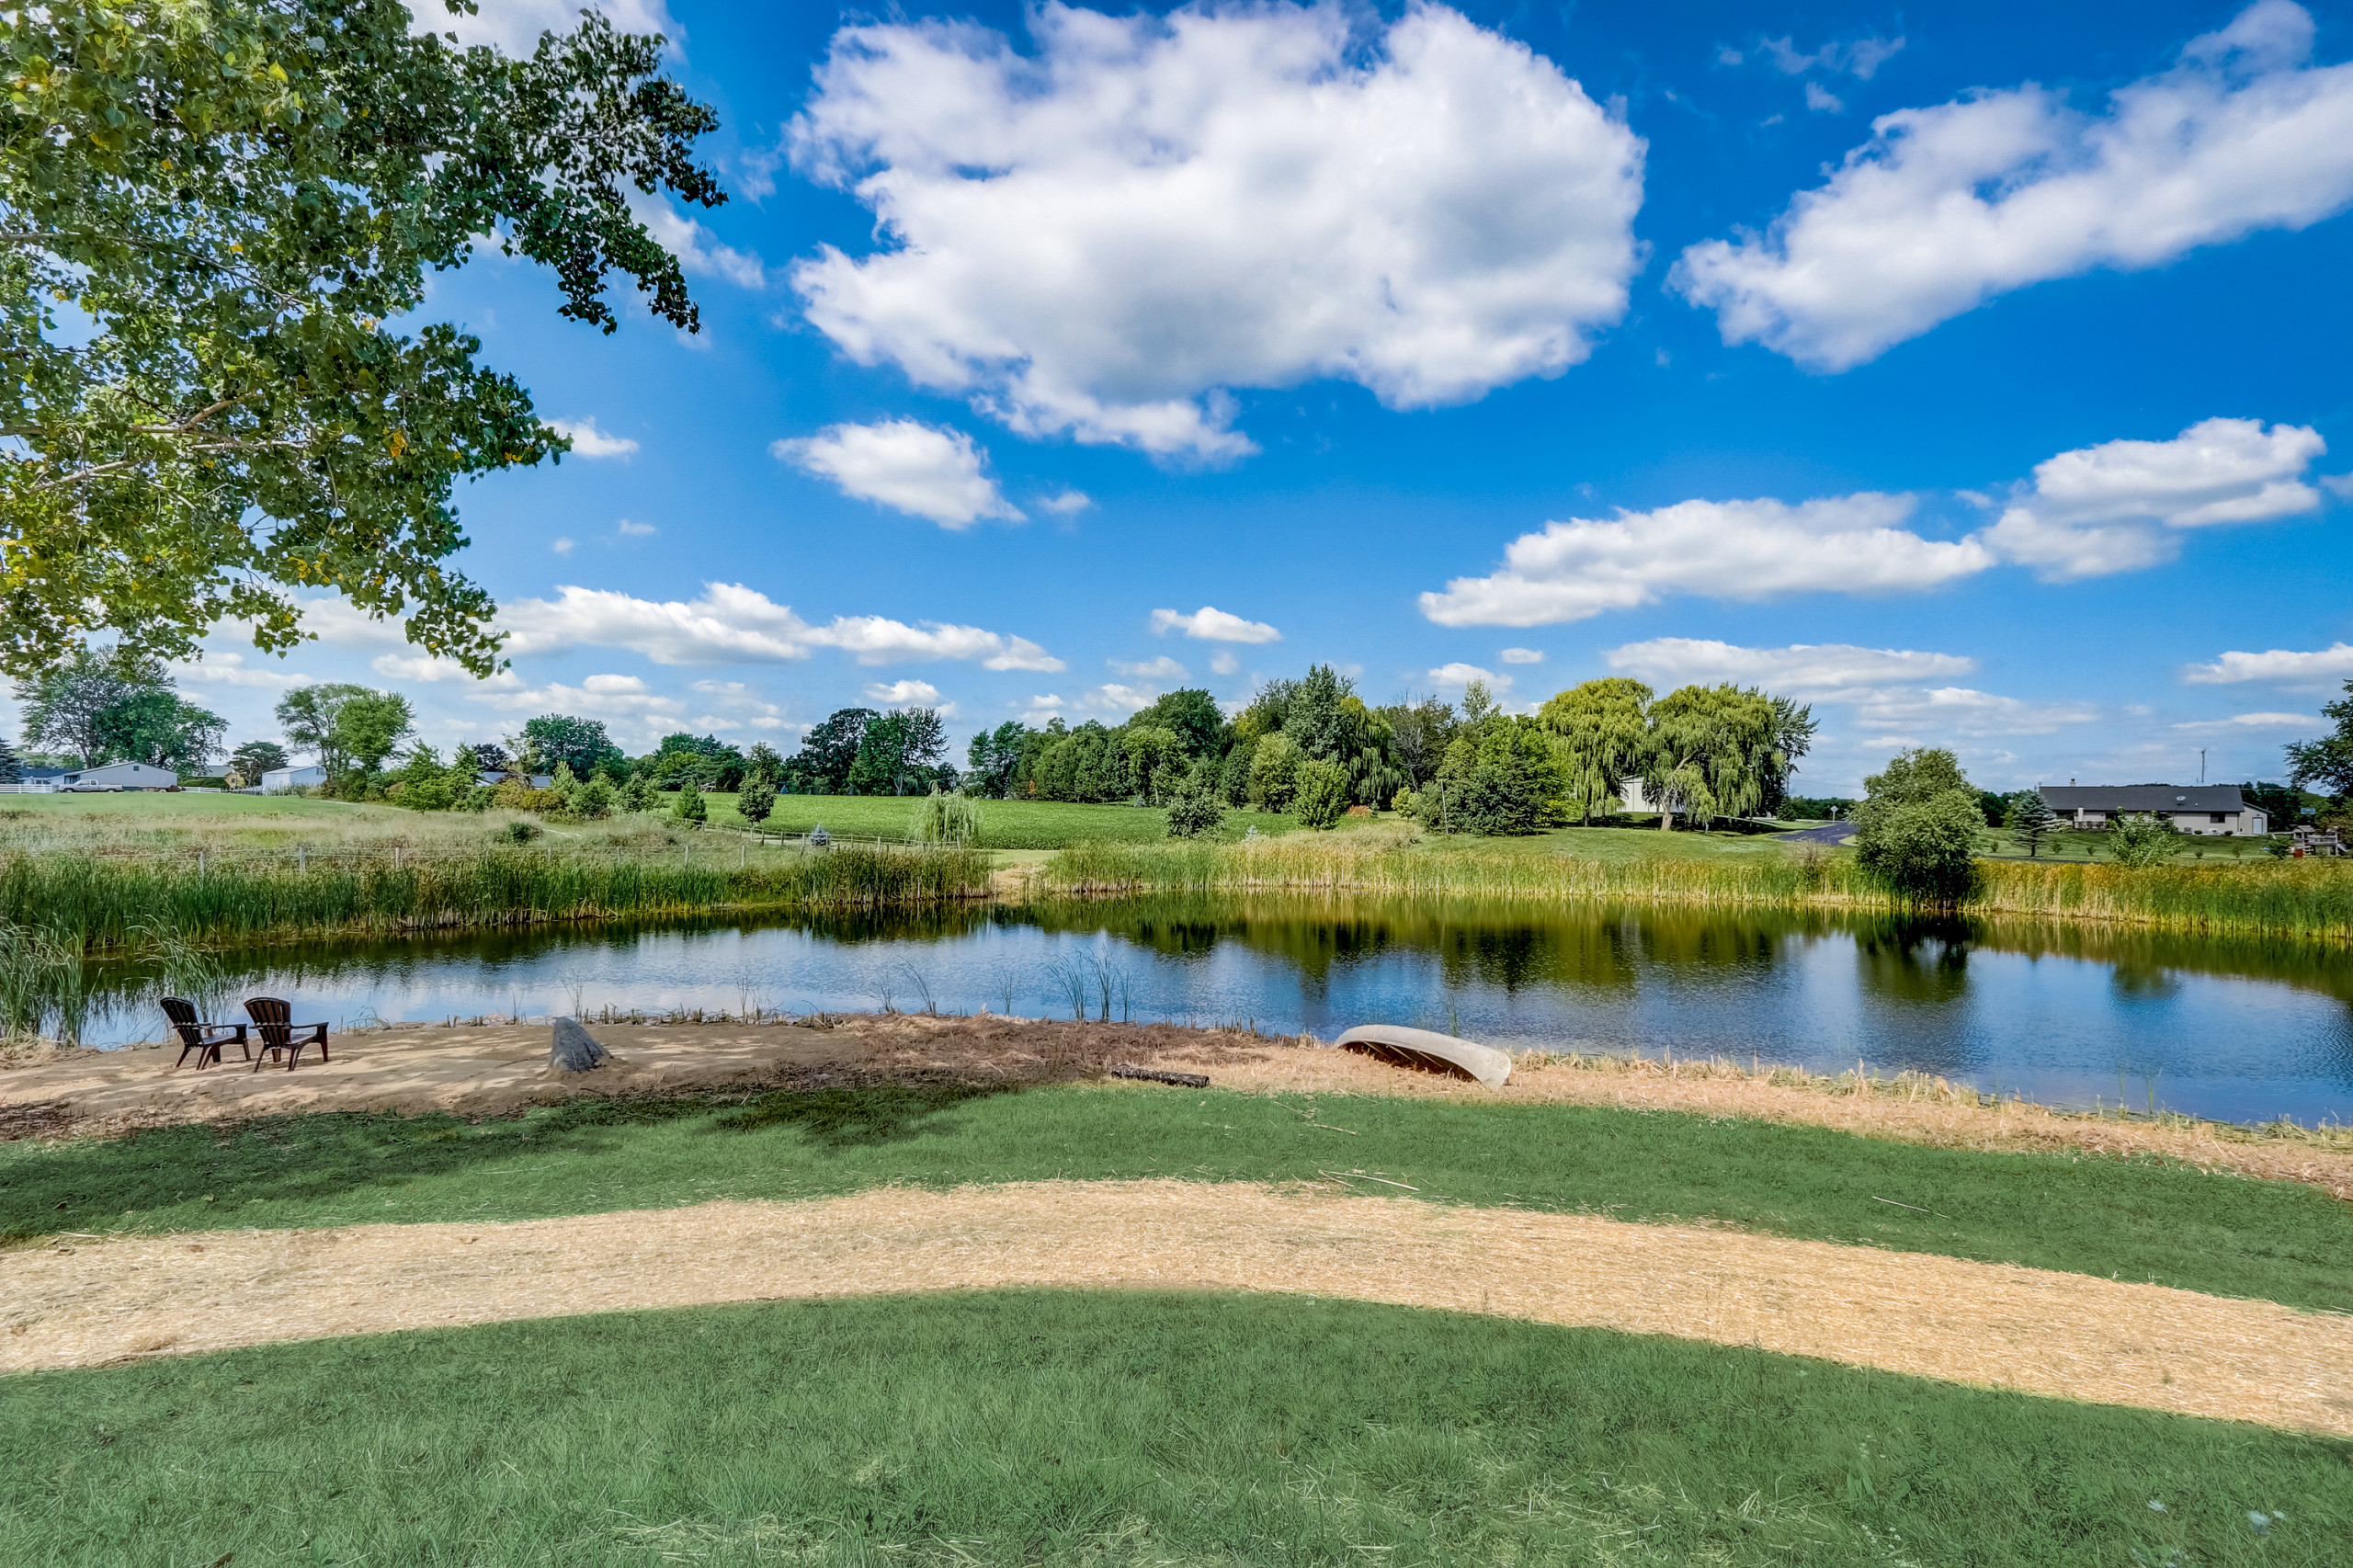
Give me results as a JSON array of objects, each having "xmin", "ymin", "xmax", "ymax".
[{"xmin": 2211, "ymin": 812, "xmax": 2227, "ymax": 823}]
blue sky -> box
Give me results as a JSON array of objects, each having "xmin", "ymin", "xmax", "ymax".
[{"xmin": 65, "ymin": 0, "xmax": 2353, "ymax": 793}]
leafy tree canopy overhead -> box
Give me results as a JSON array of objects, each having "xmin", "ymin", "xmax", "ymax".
[{"xmin": 2, "ymin": 0, "xmax": 724, "ymax": 677}]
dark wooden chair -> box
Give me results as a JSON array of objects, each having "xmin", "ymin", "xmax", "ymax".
[
  {"xmin": 243, "ymin": 997, "xmax": 331, "ymax": 1072},
  {"xmin": 161, "ymin": 997, "xmax": 247, "ymax": 1070}
]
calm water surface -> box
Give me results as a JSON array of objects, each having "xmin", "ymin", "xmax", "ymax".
[{"xmin": 87, "ymin": 897, "xmax": 2353, "ymax": 1126}]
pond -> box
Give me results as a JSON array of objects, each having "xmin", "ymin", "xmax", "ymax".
[{"xmin": 79, "ymin": 896, "xmax": 2353, "ymax": 1127}]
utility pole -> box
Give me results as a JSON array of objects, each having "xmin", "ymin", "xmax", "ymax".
[{"xmin": 2200, "ymin": 748, "xmax": 2206, "ymax": 785}]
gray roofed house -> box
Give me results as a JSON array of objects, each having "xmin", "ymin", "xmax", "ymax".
[{"xmin": 2038, "ymin": 784, "xmax": 2267, "ymax": 836}]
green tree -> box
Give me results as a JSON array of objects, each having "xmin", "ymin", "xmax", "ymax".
[
  {"xmin": 94, "ymin": 689, "xmax": 224, "ymax": 771},
  {"xmin": 965, "ymin": 720, "xmax": 1032, "ymax": 798},
  {"xmin": 1851, "ymin": 748, "xmax": 1984, "ymax": 902},
  {"xmin": 228, "ymin": 739, "xmax": 289, "ymax": 779},
  {"xmin": 12, "ymin": 642, "xmax": 169, "ymax": 764},
  {"xmin": 1246, "ymin": 732, "xmax": 1303, "ymax": 812},
  {"xmin": 2108, "ymin": 813, "xmax": 2180, "ymax": 869},
  {"xmin": 330, "ymin": 690, "xmax": 414, "ymax": 773},
  {"xmin": 1120, "ymin": 724, "xmax": 1185, "ymax": 804},
  {"xmin": 1163, "ymin": 761, "xmax": 1226, "ymax": 838},
  {"xmin": 1, "ymin": 0, "xmax": 725, "ymax": 676},
  {"xmin": 274, "ymin": 682, "xmax": 372, "ymax": 773},
  {"xmin": 2006, "ymin": 790, "xmax": 2060, "ymax": 857},
  {"xmin": 1434, "ymin": 717, "xmax": 1563, "ymax": 835},
  {"xmin": 0, "ymin": 731, "xmax": 19, "ymax": 785},
  {"xmin": 745, "ymin": 742, "xmax": 782, "ymax": 790},
  {"xmin": 912, "ymin": 786, "xmax": 983, "ymax": 846},
  {"xmin": 2284, "ymin": 681, "xmax": 2353, "ymax": 806},
  {"xmin": 1638, "ymin": 685, "xmax": 1779, "ymax": 831},
  {"xmin": 521, "ymin": 714, "xmax": 623, "ymax": 778},
  {"xmin": 671, "ymin": 778, "xmax": 706, "ymax": 827},
  {"xmin": 620, "ymin": 771, "xmax": 655, "ymax": 814},
  {"xmin": 1129, "ymin": 689, "xmax": 1225, "ymax": 758},
  {"xmin": 1538, "ymin": 677, "xmax": 1653, "ymax": 823},
  {"xmin": 573, "ymin": 773, "xmax": 616, "ymax": 821},
  {"xmin": 1375, "ymin": 697, "xmax": 1456, "ymax": 791},
  {"xmin": 790, "ymin": 708, "xmax": 875, "ymax": 793},
  {"xmin": 737, "ymin": 773, "xmax": 776, "ymax": 827},
  {"xmin": 1292, "ymin": 757, "xmax": 1349, "ymax": 829}
]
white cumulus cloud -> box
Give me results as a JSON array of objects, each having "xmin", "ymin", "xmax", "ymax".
[
  {"xmin": 1428, "ymin": 663, "xmax": 1510, "ymax": 695},
  {"xmin": 1852, "ymin": 687, "xmax": 2097, "ymax": 737},
  {"xmin": 495, "ymin": 583, "xmax": 1063, "ymax": 671},
  {"xmin": 2182, "ymin": 641, "xmax": 2353, "ymax": 685},
  {"xmin": 1110, "ymin": 655, "xmax": 1190, "ymax": 680},
  {"xmin": 634, "ymin": 194, "xmax": 766, "ymax": 290},
  {"xmin": 1151, "ymin": 606, "xmax": 1282, "ymax": 643},
  {"xmin": 1210, "ymin": 651, "xmax": 1241, "ymax": 676},
  {"xmin": 615, "ymin": 519, "xmax": 658, "ymax": 538},
  {"xmin": 1420, "ymin": 494, "xmax": 1990, "ymax": 626},
  {"xmin": 1985, "ymin": 418, "xmax": 2325, "ymax": 579},
  {"xmin": 1675, "ymin": 2, "xmax": 2353, "ymax": 369},
  {"xmin": 548, "ymin": 417, "xmax": 640, "ymax": 459},
  {"xmin": 774, "ymin": 418, "xmax": 1023, "ymax": 528},
  {"xmin": 1498, "ymin": 648, "xmax": 1545, "ymax": 665},
  {"xmin": 1039, "ymin": 490, "xmax": 1095, "ymax": 517},
  {"xmin": 865, "ymin": 679, "xmax": 943, "ymax": 706},
  {"xmin": 787, "ymin": 2, "xmax": 1644, "ymax": 458},
  {"xmin": 1603, "ymin": 638, "xmax": 1977, "ymax": 697},
  {"xmin": 408, "ymin": 0, "xmax": 679, "ymax": 56}
]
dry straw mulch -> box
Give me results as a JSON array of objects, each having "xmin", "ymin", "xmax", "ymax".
[
  {"xmin": 7, "ymin": 1181, "xmax": 2349, "ymax": 1436},
  {"xmin": 7, "ymin": 1013, "xmax": 2348, "ymax": 1199}
]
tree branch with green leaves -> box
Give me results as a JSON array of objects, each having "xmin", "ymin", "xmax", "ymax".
[{"xmin": 2, "ymin": 0, "xmax": 725, "ymax": 676}]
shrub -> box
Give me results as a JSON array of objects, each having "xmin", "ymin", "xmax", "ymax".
[
  {"xmin": 738, "ymin": 775, "xmax": 777, "ymax": 826},
  {"xmin": 500, "ymin": 820, "xmax": 542, "ymax": 845},
  {"xmin": 1391, "ymin": 787, "xmax": 1418, "ymax": 815},
  {"xmin": 1164, "ymin": 777, "xmax": 1226, "ymax": 838},
  {"xmin": 913, "ymin": 787, "xmax": 983, "ymax": 846},
  {"xmin": 1293, "ymin": 758, "xmax": 1349, "ymax": 830},
  {"xmin": 620, "ymin": 773, "xmax": 655, "ymax": 814},
  {"xmin": 2109, "ymin": 812, "xmax": 2179, "ymax": 869},
  {"xmin": 672, "ymin": 781, "xmax": 707, "ymax": 828},
  {"xmin": 1851, "ymin": 748, "xmax": 1984, "ymax": 903},
  {"xmin": 574, "ymin": 776, "xmax": 617, "ymax": 821}
]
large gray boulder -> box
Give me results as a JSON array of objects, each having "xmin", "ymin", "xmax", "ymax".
[{"xmin": 551, "ymin": 1017, "xmax": 612, "ymax": 1073}]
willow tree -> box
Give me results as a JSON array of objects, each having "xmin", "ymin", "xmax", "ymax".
[
  {"xmin": 1637, "ymin": 685, "xmax": 1781, "ymax": 830},
  {"xmin": 2, "ymin": 0, "xmax": 724, "ymax": 675},
  {"xmin": 1537, "ymin": 676, "xmax": 1653, "ymax": 823}
]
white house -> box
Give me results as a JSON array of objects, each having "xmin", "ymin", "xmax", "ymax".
[
  {"xmin": 2038, "ymin": 784, "xmax": 2268, "ymax": 836},
  {"xmin": 0, "ymin": 767, "xmax": 71, "ymax": 795},
  {"xmin": 259, "ymin": 764, "xmax": 330, "ymax": 792},
  {"xmin": 63, "ymin": 761, "xmax": 178, "ymax": 791}
]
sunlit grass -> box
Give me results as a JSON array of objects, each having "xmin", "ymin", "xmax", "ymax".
[{"xmin": 4, "ymin": 1290, "xmax": 2344, "ymax": 1567}]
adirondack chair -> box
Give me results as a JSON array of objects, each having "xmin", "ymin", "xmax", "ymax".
[
  {"xmin": 242, "ymin": 997, "xmax": 331, "ymax": 1072},
  {"xmin": 161, "ymin": 997, "xmax": 247, "ymax": 1070}
]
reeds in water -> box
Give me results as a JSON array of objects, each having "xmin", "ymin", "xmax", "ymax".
[
  {"xmin": 1029, "ymin": 837, "xmax": 2353, "ymax": 941},
  {"xmin": 2, "ymin": 843, "xmax": 992, "ymax": 950}
]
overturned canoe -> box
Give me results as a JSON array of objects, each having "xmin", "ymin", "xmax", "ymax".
[{"xmin": 1333, "ymin": 1025, "xmax": 1512, "ymax": 1088}]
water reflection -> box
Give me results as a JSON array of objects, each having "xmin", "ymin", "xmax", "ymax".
[{"xmin": 76, "ymin": 895, "xmax": 2353, "ymax": 1127}]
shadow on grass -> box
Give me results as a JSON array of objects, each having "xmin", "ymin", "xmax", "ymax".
[
  {"xmin": 0, "ymin": 1084, "xmax": 1018, "ymax": 1244},
  {"xmin": 713, "ymin": 1085, "xmax": 1005, "ymax": 1147}
]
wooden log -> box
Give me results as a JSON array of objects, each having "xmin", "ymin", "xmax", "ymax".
[{"xmin": 1109, "ymin": 1065, "xmax": 1211, "ymax": 1088}]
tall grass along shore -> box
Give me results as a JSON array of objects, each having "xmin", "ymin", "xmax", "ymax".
[
  {"xmin": 3, "ymin": 844, "xmax": 990, "ymax": 949},
  {"xmin": 1031, "ymin": 836, "xmax": 2353, "ymax": 942}
]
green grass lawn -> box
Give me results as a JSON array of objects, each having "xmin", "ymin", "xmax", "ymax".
[
  {"xmin": 9, "ymin": 1086, "xmax": 2347, "ymax": 1311},
  {"xmin": 4, "ymin": 1289, "xmax": 2344, "ymax": 1567},
  {"xmin": 701, "ymin": 792, "xmax": 1300, "ymax": 848}
]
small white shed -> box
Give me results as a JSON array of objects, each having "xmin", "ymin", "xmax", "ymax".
[{"xmin": 260, "ymin": 765, "xmax": 330, "ymax": 791}]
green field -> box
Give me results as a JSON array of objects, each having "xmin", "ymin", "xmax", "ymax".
[
  {"xmin": 6, "ymin": 1288, "xmax": 2344, "ymax": 1568},
  {"xmin": 10, "ymin": 1085, "xmax": 2347, "ymax": 1310},
  {"xmin": 702, "ymin": 790, "xmax": 1301, "ymax": 847}
]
